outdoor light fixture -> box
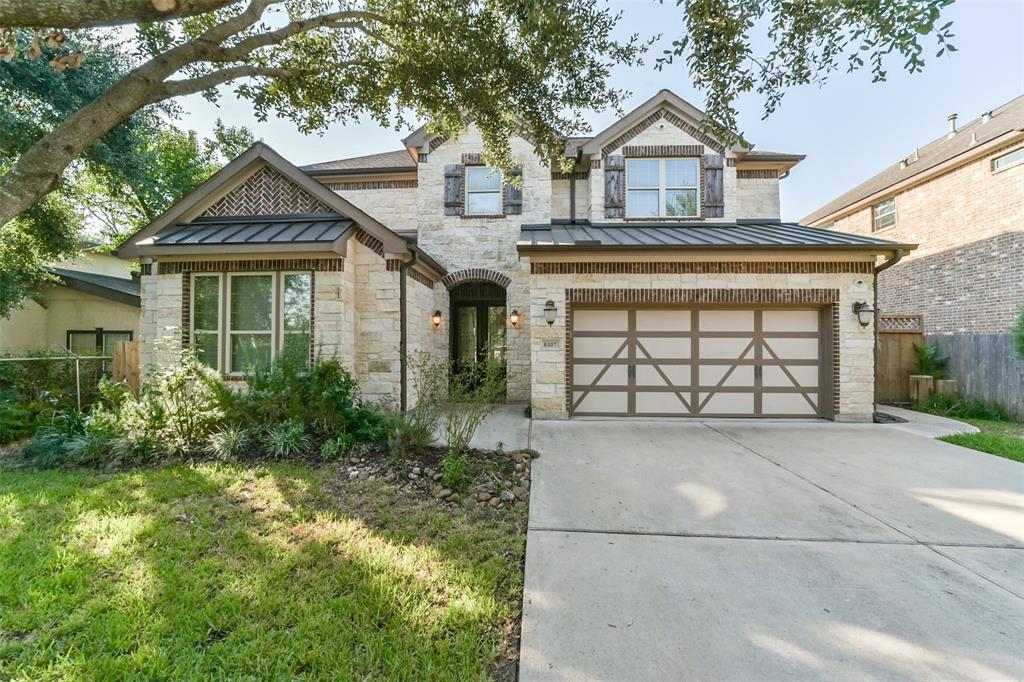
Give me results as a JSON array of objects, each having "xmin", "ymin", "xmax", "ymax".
[
  {"xmin": 509, "ymin": 310, "xmax": 520, "ymax": 327},
  {"xmin": 543, "ymin": 300, "xmax": 557, "ymax": 326},
  {"xmin": 852, "ymin": 301, "xmax": 875, "ymax": 328},
  {"xmin": 431, "ymin": 310, "xmax": 442, "ymax": 328}
]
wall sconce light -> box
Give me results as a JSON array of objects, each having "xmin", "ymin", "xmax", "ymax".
[
  {"xmin": 431, "ymin": 310, "xmax": 442, "ymax": 328},
  {"xmin": 852, "ymin": 301, "xmax": 875, "ymax": 328},
  {"xmin": 509, "ymin": 309, "xmax": 520, "ymax": 327},
  {"xmin": 543, "ymin": 300, "xmax": 557, "ymax": 326}
]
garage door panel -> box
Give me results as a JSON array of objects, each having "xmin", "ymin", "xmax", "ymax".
[
  {"xmin": 573, "ymin": 363, "xmax": 628, "ymax": 387},
  {"xmin": 636, "ymin": 309, "xmax": 691, "ymax": 332},
  {"xmin": 763, "ymin": 392, "xmax": 819, "ymax": 415},
  {"xmin": 574, "ymin": 391, "xmax": 628, "ymax": 414},
  {"xmin": 574, "ymin": 336, "xmax": 627, "ymax": 359},
  {"xmin": 763, "ymin": 337, "xmax": 818, "ymax": 360},
  {"xmin": 699, "ymin": 392, "xmax": 755, "ymax": 415},
  {"xmin": 574, "ymin": 309, "xmax": 628, "ymax": 332},
  {"xmin": 637, "ymin": 364, "xmax": 691, "ymax": 386},
  {"xmin": 762, "ymin": 309, "xmax": 819, "ymax": 332},
  {"xmin": 636, "ymin": 337, "xmax": 690, "ymax": 359},
  {"xmin": 636, "ymin": 392, "xmax": 689, "ymax": 414},
  {"xmin": 700, "ymin": 310, "xmax": 755, "ymax": 332},
  {"xmin": 763, "ymin": 364, "xmax": 818, "ymax": 388},
  {"xmin": 699, "ymin": 364, "xmax": 755, "ymax": 388},
  {"xmin": 699, "ymin": 337, "xmax": 754, "ymax": 359}
]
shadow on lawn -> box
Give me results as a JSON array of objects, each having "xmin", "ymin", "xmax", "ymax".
[{"xmin": 0, "ymin": 461, "xmax": 525, "ymax": 680}]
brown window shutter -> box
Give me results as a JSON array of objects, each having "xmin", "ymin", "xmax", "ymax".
[
  {"xmin": 604, "ymin": 154, "xmax": 625, "ymax": 218},
  {"xmin": 503, "ymin": 167, "xmax": 523, "ymax": 215},
  {"xmin": 444, "ymin": 164, "xmax": 465, "ymax": 216},
  {"xmin": 703, "ymin": 154, "xmax": 724, "ymax": 218}
]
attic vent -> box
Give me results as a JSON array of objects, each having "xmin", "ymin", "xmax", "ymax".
[
  {"xmin": 947, "ymin": 113, "xmax": 958, "ymax": 137},
  {"xmin": 899, "ymin": 159, "xmax": 907, "ymax": 170},
  {"xmin": 982, "ymin": 111, "xmax": 993, "ymax": 124}
]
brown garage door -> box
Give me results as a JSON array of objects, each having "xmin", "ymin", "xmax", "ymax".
[{"xmin": 570, "ymin": 307, "xmax": 827, "ymax": 418}]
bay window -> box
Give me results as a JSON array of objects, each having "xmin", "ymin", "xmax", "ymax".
[
  {"xmin": 625, "ymin": 157, "xmax": 700, "ymax": 218},
  {"xmin": 191, "ymin": 271, "xmax": 312, "ymax": 374}
]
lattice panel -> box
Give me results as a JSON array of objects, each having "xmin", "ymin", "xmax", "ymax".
[
  {"xmin": 203, "ymin": 167, "xmax": 332, "ymax": 217},
  {"xmin": 878, "ymin": 315, "xmax": 923, "ymax": 333}
]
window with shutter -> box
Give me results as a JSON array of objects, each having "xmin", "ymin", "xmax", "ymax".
[{"xmin": 503, "ymin": 168, "xmax": 523, "ymax": 215}]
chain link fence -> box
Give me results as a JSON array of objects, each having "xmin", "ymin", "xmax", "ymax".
[{"xmin": 0, "ymin": 350, "xmax": 114, "ymax": 411}]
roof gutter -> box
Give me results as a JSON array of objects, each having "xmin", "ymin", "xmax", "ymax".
[
  {"xmin": 871, "ymin": 248, "xmax": 904, "ymax": 413},
  {"xmin": 517, "ymin": 242, "xmax": 918, "ymax": 254}
]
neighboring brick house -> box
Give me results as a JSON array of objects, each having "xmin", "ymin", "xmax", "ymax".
[
  {"xmin": 118, "ymin": 90, "xmax": 913, "ymax": 422},
  {"xmin": 804, "ymin": 95, "xmax": 1024, "ymax": 415}
]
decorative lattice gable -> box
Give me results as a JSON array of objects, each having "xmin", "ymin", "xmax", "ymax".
[{"xmin": 203, "ymin": 166, "xmax": 332, "ymax": 216}]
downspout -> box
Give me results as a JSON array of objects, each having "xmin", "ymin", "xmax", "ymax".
[
  {"xmin": 872, "ymin": 249, "xmax": 903, "ymax": 413},
  {"xmin": 569, "ymin": 146, "xmax": 583, "ymax": 224},
  {"xmin": 399, "ymin": 251, "xmax": 418, "ymax": 412}
]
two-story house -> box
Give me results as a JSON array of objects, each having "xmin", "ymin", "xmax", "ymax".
[
  {"xmin": 117, "ymin": 90, "xmax": 913, "ymax": 421},
  {"xmin": 804, "ymin": 96, "xmax": 1023, "ymax": 416}
]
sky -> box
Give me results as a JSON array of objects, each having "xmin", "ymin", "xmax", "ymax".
[{"xmin": 177, "ymin": 0, "xmax": 1024, "ymax": 222}]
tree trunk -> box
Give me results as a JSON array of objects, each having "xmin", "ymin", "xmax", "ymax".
[{"xmin": 0, "ymin": 0, "xmax": 240, "ymax": 29}]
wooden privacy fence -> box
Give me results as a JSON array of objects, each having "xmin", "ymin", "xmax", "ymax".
[
  {"xmin": 876, "ymin": 314, "xmax": 924, "ymax": 404},
  {"xmin": 112, "ymin": 340, "xmax": 141, "ymax": 395}
]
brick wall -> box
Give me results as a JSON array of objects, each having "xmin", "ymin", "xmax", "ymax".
[{"xmin": 831, "ymin": 141, "xmax": 1024, "ymax": 334}]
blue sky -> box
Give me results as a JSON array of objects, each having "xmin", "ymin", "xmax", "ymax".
[{"xmin": 179, "ymin": 0, "xmax": 1024, "ymax": 222}]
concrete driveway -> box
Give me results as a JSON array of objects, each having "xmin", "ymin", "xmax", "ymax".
[{"xmin": 520, "ymin": 420, "xmax": 1024, "ymax": 681}]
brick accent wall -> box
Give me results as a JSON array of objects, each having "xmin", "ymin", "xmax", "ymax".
[
  {"xmin": 623, "ymin": 144, "xmax": 704, "ymax": 158},
  {"xmin": 203, "ymin": 166, "xmax": 332, "ymax": 216},
  {"xmin": 158, "ymin": 258, "xmax": 344, "ymax": 274},
  {"xmin": 323, "ymin": 179, "xmax": 417, "ymax": 191},
  {"xmin": 830, "ymin": 140, "xmax": 1024, "ymax": 333}
]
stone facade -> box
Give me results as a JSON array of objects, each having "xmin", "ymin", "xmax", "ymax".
[
  {"xmin": 736, "ymin": 176, "xmax": 781, "ymax": 220},
  {"xmin": 828, "ymin": 140, "xmax": 1024, "ymax": 334},
  {"xmin": 528, "ymin": 259, "xmax": 877, "ymax": 422}
]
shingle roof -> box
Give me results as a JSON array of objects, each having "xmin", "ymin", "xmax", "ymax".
[
  {"xmin": 803, "ymin": 95, "xmax": 1024, "ymax": 224},
  {"xmin": 153, "ymin": 214, "xmax": 352, "ymax": 246},
  {"xmin": 48, "ymin": 268, "xmax": 140, "ymax": 307},
  {"xmin": 300, "ymin": 149, "xmax": 416, "ymax": 175},
  {"xmin": 518, "ymin": 220, "xmax": 915, "ymax": 252}
]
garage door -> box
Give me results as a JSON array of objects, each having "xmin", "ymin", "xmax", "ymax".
[{"xmin": 570, "ymin": 308, "xmax": 825, "ymax": 418}]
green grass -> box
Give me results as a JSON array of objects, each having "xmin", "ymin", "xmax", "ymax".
[
  {"xmin": 939, "ymin": 418, "xmax": 1024, "ymax": 463},
  {"xmin": 0, "ymin": 461, "xmax": 526, "ymax": 680}
]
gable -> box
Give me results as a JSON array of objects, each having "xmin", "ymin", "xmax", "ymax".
[
  {"xmin": 203, "ymin": 166, "xmax": 332, "ymax": 217},
  {"xmin": 601, "ymin": 107, "xmax": 725, "ymax": 156}
]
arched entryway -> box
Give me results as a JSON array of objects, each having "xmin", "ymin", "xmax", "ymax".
[{"xmin": 449, "ymin": 281, "xmax": 507, "ymax": 373}]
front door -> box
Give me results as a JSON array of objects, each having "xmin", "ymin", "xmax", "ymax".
[{"xmin": 450, "ymin": 282, "xmax": 507, "ymax": 373}]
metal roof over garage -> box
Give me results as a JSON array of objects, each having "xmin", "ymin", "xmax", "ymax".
[
  {"xmin": 518, "ymin": 220, "xmax": 916, "ymax": 252},
  {"xmin": 153, "ymin": 213, "xmax": 353, "ymax": 246}
]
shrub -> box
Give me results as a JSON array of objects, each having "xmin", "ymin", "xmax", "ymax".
[
  {"xmin": 441, "ymin": 450, "xmax": 468, "ymax": 491},
  {"xmin": 207, "ymin": 426, "xmax": 251, "ymax": 461},
  {"xmin": 912, "ymin": 342, "xmax": 950, "ymax": 379},
  {"xmin": 23, "ymin": 411, "xmax": 103, "ymax": 467},
  {"xmin": 321, "ymin": 434, "xmax": 352, "ymax": 460},
  {"xmin": 261, "ymin": 419, "xmax": 310, "ymax": 458}
]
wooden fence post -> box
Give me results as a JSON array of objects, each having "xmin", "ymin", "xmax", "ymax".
[{"xmin": 113, "ymin": 341, "xmax": 141, "ymax": 396}]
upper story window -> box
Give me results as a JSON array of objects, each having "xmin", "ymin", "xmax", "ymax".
[
  {"xmin": 992, "ymin": 147, "xmax": 1024, "ymax": 172},
  {"xmin": 625, "ymin": 158, "xmax": 699, "ymax": 218},
  {"xmin": 872, "ymin": 197, "xmax": 896, "ymax": 231},
  {"xmin": 465, "ymin": 166, "xmax": 502, "ymax": 215},
  {"xmin": 191, "ymin": 271, "xmax": 311, "ymax": 374}
]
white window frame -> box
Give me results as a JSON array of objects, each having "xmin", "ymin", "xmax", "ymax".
[
  {"xmin": 625, "ymin": 157, "xmax": 700, "ymax": 218},
  {"xmin": 226, "ymin": 272, "xmax": 276, "ymax": 376},
  {"xmin": 872, "ymin": 197, "xmax": 897, "ymax": 232},
  {"xmin": 190, "ymin": 272, "xmax": 224, "ymax": 370},
  {"xmin": 992, "ymin": 147, "xmax": 1024, "ymax": 173},
  {"xmin": 464, "ymin": 166, "xmax": 503, "ymax": 215}
]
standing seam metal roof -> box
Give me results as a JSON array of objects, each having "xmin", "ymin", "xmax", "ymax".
[{"xmin": 153, "ymin": 214, "xmax": 353, "ymax": 246}]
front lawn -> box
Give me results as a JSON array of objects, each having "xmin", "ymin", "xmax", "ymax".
[
  {"xmin": 939, "ymin": 418, "xmax": 1024, "ymax": 463},
  {"xmin": 0, "ymin": 461, "xmax": 527, "ymax": 680}
]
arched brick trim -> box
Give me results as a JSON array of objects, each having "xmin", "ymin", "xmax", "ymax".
[{"xmin": 441, "ymin": 268, "xmax": 511, "ymax": 290}]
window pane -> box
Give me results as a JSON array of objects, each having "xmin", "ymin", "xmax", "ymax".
[
  {"xmin": 193, "ymin": 275, "xmax": 220, "ymax": 331},
  {"xmin": 283, "ymin": 273, "xmax": 311, "ymax": 332},
  {"xmin": 466, "ymin": 191, "xmax": 502, "ymax": 215},
  {"xmin": 665, "ymin": 159, "xmax": 698, "ymax": 187},
  {"xmin": 457, "ymin": 306, "xmax": 477, "ymax": 362},
  {"xmin": 230, "ymin": 275, "xmax": 272, "ymax": 331},
  {"xmin": 486, "ymin": 306, "xmax": 506, "ymax": 362},
  {"xmin": 193, "ymin": 331, "xmax": 219, "ymax": 369},
  {"xmin": 626, "ymin": 189, "xmax": 660, "ymax": 217},
  {"xmin": 282, "ymin": 333, "xmax": 310, "ymax": 364},
  {"xmin": 231, "ymin": 333, "xmax": 272, "ymax": 373},
  {"xmin": 665, "ymin": 189, "xmax": 698, "ymax": 217},
  {"xmin": 994, "ymin": 148, "xmax": 1024, "ymax": 170},
  {"xmin": 626, "ymin": 159, "xmax": 659, "ymax": 188},
  {"xmin": 872, "ymin": 199, "xmax": 896, "ymax": 230},
  {"xmin": 68, "ymin": 332, "xmax": 98, "ymax": 355},
  {"xmin": 102, "ymin": 333, "xmax": 131, "ymax": 356},
  {"xmin": 466, "ymin": 166, "xmax": 502, "ymax": 191}
]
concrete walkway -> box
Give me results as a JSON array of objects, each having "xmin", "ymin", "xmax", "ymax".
[{"xmin": 520, "ymin": 420, "xmax": 1024, "ymax": 681}]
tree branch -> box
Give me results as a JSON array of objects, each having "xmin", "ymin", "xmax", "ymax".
[
  {"xmin": 0, "ymin": 0, "xmax": 242, "ymax": 29},
  {"xmin": 156, "ymin": 65, "xmax": 298, "ymax": 98},
  {"xmin": 209, "ymin": 10, "xmax": 398, "ymax": 61}
]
